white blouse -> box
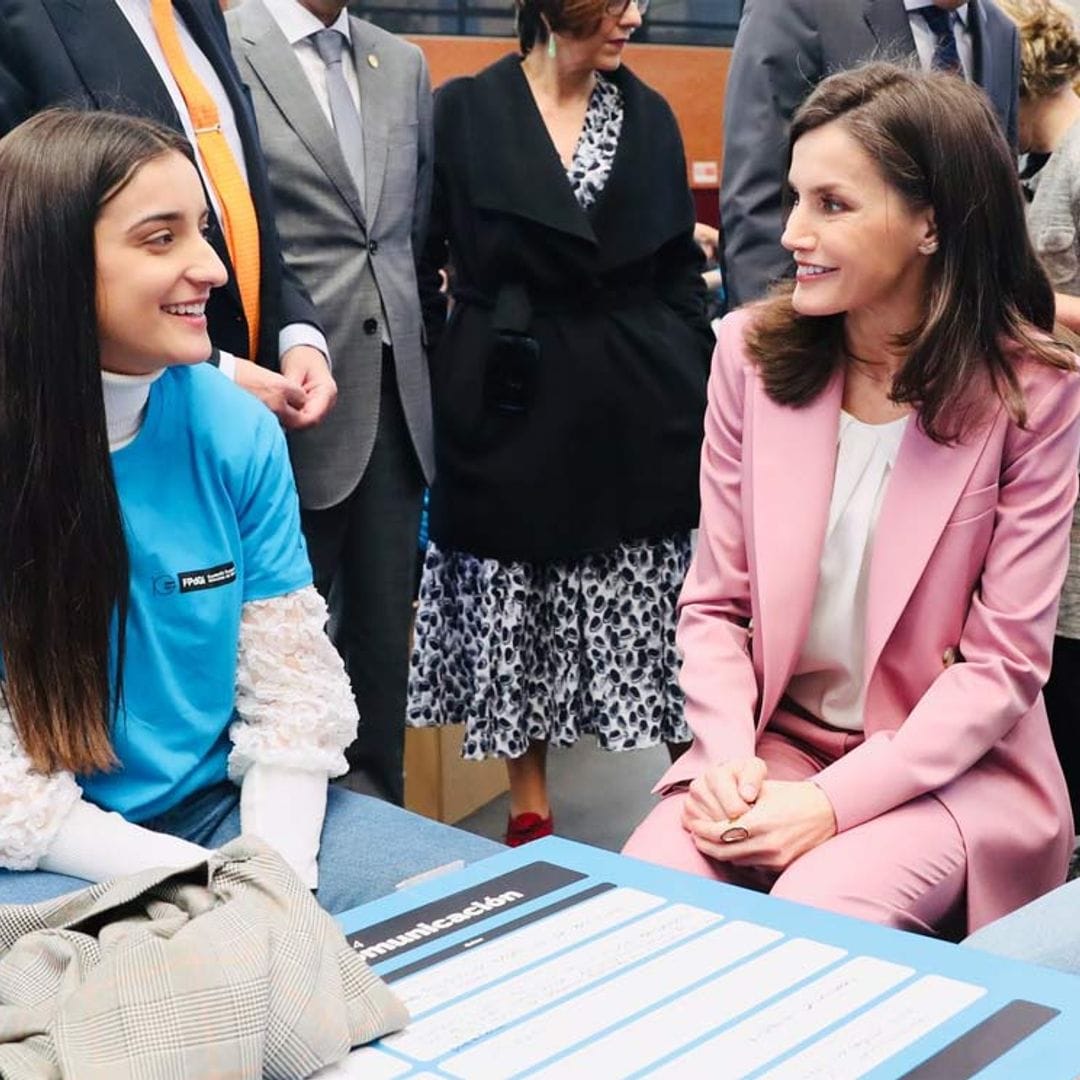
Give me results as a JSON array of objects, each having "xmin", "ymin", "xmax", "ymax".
[{"xmin": 786, "ymin": 410, "xmax": 910, "ymax": 732}]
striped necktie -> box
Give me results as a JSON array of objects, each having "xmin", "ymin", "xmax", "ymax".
[
  {"xmin": 149, "ymin": 0, "xmax": 261, "ymax": 360},
  {"xmin": 916, "ymin": 5, "xmax": 963, "ymax": 76}
]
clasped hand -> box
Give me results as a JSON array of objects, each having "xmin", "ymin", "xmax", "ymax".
[
  {"xmin": 235, "ymin": 345, "xmax": 337, "ymax": 430},
  {"xmin": 681, "ymin": 757, "xmax": 838, "ymax": 871}
]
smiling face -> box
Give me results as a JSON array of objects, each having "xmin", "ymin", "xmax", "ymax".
[
  {"xmin": 781, "ymin": 121, "xmax": 937, "ymax": 334},
  {"xmin": 94, "ymin": 150, "xmax": 227, "ymax": 376}
]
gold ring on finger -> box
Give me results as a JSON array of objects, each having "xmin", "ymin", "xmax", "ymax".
[{"xmin": 720, "ymin": 825, "xmax": 750, "ymax": 844}]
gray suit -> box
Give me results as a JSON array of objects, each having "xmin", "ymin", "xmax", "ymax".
[
  {"xmin": 227, "ymin": 0, "xmax": 434, "ymax": 804},
  {"xmin": 720, "ymin": 0, "xmax": 1020, "ymax": 308}
]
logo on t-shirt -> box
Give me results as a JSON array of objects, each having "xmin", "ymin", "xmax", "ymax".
[
  {"xmin": 153, "ymin": 574, "xmax": 178, "ymax": 596},
  {"xmin": 165, "ymin": 561, "xmax": 238, "ymax": 594}
]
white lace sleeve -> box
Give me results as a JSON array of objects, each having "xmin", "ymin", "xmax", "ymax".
[
  {"xmin": 0, "ymin": 700, "xmax": 81, "ymax": 870},
  {"xmin": 229, "ymin": 585, "xmax": 357, "ymax": 781}
]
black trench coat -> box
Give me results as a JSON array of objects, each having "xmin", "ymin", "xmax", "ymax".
[{"xmin": 421, "ymin": 54, "xmax": 713, "ymax": 563}]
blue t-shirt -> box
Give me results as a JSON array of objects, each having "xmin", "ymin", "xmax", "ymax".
[{"xmin": 78, "ymin": 365, "xmax": 312, "ymax": 822}]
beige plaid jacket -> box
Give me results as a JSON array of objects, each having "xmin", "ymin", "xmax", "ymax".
[{"xmin": 0, "ymin": 838, "xmax": 407, "ymax": 1079}]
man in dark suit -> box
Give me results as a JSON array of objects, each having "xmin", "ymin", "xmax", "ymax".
[
  {"xmin": 0, "ymin": 0, "xmax": 336, "ymax": 428},
  {"xmin": 721, "ymin": 0, "xmax": 1021, "ymax": 308},
  {"xmin": 227, "ymin": 0, "xmax": 435, "ymax": 805}
]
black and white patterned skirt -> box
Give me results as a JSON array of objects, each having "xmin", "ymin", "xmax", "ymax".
[{"xmin": 406, "ymin": 534, "xmax": 692, "ymax": 760}]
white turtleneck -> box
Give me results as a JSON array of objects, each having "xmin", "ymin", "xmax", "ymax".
[{"xmin": 101, "ymin": 367, "xmax": 165, "ymax": 451}]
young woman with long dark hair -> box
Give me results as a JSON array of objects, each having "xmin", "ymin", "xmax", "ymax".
[
  {"xmin": 0, "ymin": 108, "xmax": 498, "ymax": 910},
  {"xmin": 625, "ymin": 63, "xmax": 1080, "ymax": 936}
]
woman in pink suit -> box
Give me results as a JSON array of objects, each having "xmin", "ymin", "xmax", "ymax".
[{"xmin": 624, "ymin": 62, "xmax": 1080, "ymax": 936}]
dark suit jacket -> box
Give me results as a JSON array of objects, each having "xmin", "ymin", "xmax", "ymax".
[
  {"xmin": 721, "ymin": 0, "xmax": 1021, "ymax": 308},
  {"xmin": 421, "ymin": 54, "xmax": 713, "ymax": 563},
  {"xmin": 0, "ymin": 0, "xmax": 321, "ymax": 369}
]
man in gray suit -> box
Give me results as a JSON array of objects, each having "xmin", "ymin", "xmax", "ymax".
[
  {"xmin": 721, "ymin": 0, "xmax": 1020, "ymax": 307},
  {"xmin": 227, "ymin": 0, "xmax": 434, "ymax": 805}
]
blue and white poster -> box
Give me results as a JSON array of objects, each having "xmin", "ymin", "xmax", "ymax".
[{"xmin": 324, "ymin": 838, "xmax": 1080, "ymax": 1078}]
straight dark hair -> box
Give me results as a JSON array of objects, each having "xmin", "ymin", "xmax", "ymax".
[
  {"xmin": 749, "ymin": 62, "xmax": 1075, "ymax": 443},
  {"xmin": 0, "ymin": 109, "xmax": 193, "ymax": 775}
]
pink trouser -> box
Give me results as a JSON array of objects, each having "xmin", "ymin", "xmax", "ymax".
[{"xmin": 623, "ymin": 710, "xmax": 967, "ymax": 937}]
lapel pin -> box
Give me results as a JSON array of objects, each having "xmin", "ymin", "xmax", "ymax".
[{"xmin": 367, "ymin": 53, "xmax": 379, "ymax": 69}]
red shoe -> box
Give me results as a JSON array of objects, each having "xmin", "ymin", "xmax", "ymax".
[{"xmin": 505, "ymin": 811, "xmax": 554, "ymax": 847}]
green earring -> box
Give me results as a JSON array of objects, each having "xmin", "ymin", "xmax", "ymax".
[{"xmin": 547, "ymin": 34, "xmax": 557, "ymax": 59}]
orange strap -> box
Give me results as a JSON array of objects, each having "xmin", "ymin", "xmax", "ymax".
[{"xmin": 150, "ymin": 0, "xmax": 261, "ymax": 359}]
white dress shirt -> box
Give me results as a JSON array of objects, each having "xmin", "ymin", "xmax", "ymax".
[
  {"xmin": 904, "ymin": 0, "xmax": 975, "ymax": 80},
  {"xmin": 787, "ymin": 411, "xmax": 910, "ymax": 732},
  {"xmin": 115, "ymin": 0, "xmax": 249, "ymax": 202},
  {"xmin": 113, "ymin": 0, "xmax": 327, "ymax": 366},
  {"xmin": 262, "ymin": 0, "xmax": 361, "ymax": 118}
]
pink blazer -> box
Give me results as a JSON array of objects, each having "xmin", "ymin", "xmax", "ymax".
[{"xmin": 658, "ymin": 308, "xmax": 1080, "ymax": 931}]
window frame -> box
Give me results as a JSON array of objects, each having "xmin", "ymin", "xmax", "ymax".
[{"xmin": 349, "ymin": 2, "xmax": 742, "ymax": 47}]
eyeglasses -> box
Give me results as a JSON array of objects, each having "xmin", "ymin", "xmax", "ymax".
[{"xmin": 606, "ymin": 0, "xmax": 650, "ymax": 16}]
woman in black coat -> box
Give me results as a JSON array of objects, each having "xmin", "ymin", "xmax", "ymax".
[{"xmin": 408, "ymin": 0, "xmax": 713, "ymax": 844}]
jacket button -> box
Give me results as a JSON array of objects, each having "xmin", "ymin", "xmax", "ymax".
[
  {"xmin": 942, "ymin": 646, "xmax": 961, "ymax": 667},
  {"xmin": 368, "ymin": 238, "xmax": 379, "ymax": 255},
  {"xmin": 363, "ymin": 317, "xmax": 379, "ymax": 336}
]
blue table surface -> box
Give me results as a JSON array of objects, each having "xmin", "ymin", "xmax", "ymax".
[{"xmin": 338, "ymin": 837, "xmax": 1080, "ymax": 1078}]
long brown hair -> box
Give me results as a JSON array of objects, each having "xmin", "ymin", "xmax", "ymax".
[
  {"xmin": 0, "ymin": 109, "xmax": 193, "ymax": 774},
  {"xmin": 748, "ymin": 62, "xmax": 1075, "ymax": 443}
]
